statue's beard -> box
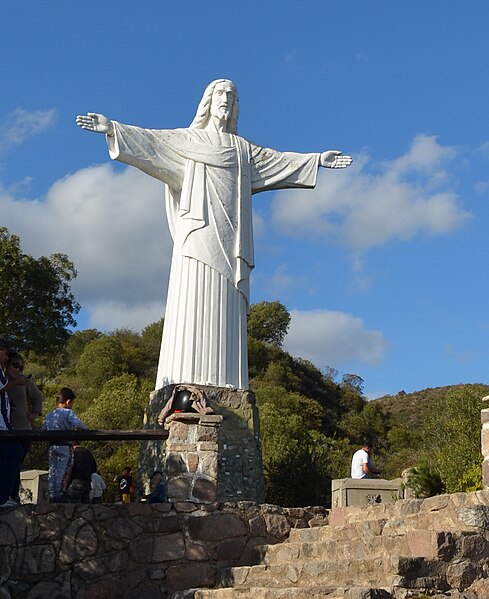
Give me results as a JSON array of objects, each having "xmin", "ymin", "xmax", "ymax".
[
  {"xmin": 219, "ymin": 108, "xmax": 230, "ymax": 121},
  {"xmin": 211, "ymin": 106, "xmax": 230, "ymax": 122}
]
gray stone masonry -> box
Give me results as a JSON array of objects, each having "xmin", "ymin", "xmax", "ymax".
[
  {"xmin": 140, "ymin": 385, "xmax": 265, "ymax": 503},
  {"xmin": 0, "ymin": 501, "xmax": 326, "ymax": 598},
  {"xmin": 194, "ymin": 489, "xmax": 489, "ymax": 598},
  {"xmin": 2, "ymin": 492, "xmax": 489, "ymax": 597},
  {"xmin": 164, "ymin": 413, "xmax": 223, "ymax": 504}
]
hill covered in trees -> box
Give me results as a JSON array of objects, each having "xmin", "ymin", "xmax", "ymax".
[
  {"xmin": 17, "ymin": 306, "xmax": 488, "ymax": 506},
  {"xmin": 2, "ymin": 226, "xmax": 486, "ymax": 506}
]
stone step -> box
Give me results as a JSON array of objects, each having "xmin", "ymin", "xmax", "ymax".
[
  {"xmin": 186, "ymin": 584, "xmax": 393, "ymax": 598},
  {"xmin": 216, "ymin": 553, "xmax": 476, "ymax": 593},
  {"xmin": 263, "ymin": 529, "xmax": 485, "ymax": 567},
  {"xmin": 326, "ymin": 491, "xmax": 489, "ymax": 534},
  {"xmin": 217, "ymin": 556, "xmax": 400, "ymax": 590},
  {"xmin": 262, "ymin": 531, "xmax": 408, "ymax": 565},
  {"xmin": 285, "ymin": 518, "xmax": 413, "ymax": 551},
  {"xmin": 288, "ymin": 511, "xmax": 451, "ymax": 544}
]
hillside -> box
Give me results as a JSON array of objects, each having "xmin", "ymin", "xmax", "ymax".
[{"xmin": 372, "ymin": 383, "xmax": 489, "ymax": 428}]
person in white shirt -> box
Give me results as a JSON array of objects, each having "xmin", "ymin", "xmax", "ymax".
[
  {"xmin": 90, "ymin": 471, "xmax": 106, "ymax": 504},
  {"xmin": 351, "ymin": 439, "xmax": 381, "ymax": 479}
]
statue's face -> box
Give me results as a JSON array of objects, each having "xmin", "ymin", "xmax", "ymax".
[{"xmin": 210, "ymin": 81, "xmax": 235, "ymax": 123}]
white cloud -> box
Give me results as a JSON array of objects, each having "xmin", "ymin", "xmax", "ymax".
[
  {"xmin": 284, "ymin": 309, "xmax": 387, "ymax": 367},
  {"xmin": 474, "ymin": 181, "xmax": 489, "ymax": 194},
  {"xmin": 0, "ymin": 164, "xmax": 172, "ymax": 331},
  {"xmin": 265, "ymin": 264, "xmax": 307, "ymax": 294},
  {"xmin": 252, "ymin": 210, "xmax": 266, "ymax": 239},
  {"xmin": 271, "ymin": 135, "xmax": 470, "ymax": 252},
  {"xmin": 88, "ymin": 300, "xmax": 165, "ymax": 331},
  {"xmin": 0, "ymin": 108, "xmax": 57, "ymax": 154}
]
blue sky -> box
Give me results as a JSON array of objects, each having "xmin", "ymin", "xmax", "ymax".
[{"xmin": 2, "ymin": 1, "xmax": 489, "ymax": 397}]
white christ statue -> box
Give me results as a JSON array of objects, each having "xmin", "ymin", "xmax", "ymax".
[{"xmin": 76, "ymin": 79, "xmax": 352, "ymax": 392}]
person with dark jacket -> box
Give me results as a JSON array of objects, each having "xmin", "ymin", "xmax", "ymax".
[
  {"xmin": 65, "ymin": 441, "xmax": 97, "ymax": 503},
  {"xmin": 0, "ymin": 338, "xmax": 27, "ymax": 507},
  {"xmin": 7, "ymin": 352, "xmax": 44, "ymax": 502}
]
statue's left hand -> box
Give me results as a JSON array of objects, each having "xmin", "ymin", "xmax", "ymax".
[
  {"xmin": 320, "ymin": 150, "xmax": 353, "ymax": 169},
  {"xmin": 75, "ymin": 113, "xmax": 114, "ymax": 135}
]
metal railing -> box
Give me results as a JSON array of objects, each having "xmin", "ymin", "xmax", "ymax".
[{"xmin": 0, "ymin": 429, "xmax": 168, "ymax": 442}]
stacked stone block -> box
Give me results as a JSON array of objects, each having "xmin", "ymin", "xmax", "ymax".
[
  {"xmin": 141, "ymin": 385, "xmax": 265, "ymax": 503},
  {"xmin": 165, "ymin": 413, "xmax": 223, "ymax": 503},
  {"xmin": 0, "ymin": 502, "xmax": 326, "ymax": 598},
  {"xmin": 198, "ymin": 490, "xmax": 489, "ymax": 598}
]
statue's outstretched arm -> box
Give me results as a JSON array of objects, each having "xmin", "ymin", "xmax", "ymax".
[
  {"xmin": 320, "ymin": 150, "xmax": 352, "ymax": 169},
  {"xmin": 76, "ymin": 112, "xmax": 114, "ymax": 136}
]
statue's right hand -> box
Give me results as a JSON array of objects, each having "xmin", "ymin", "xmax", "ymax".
[{"xmin": 75, "ymin": 112, "xmax": 113, "ymax": 135}]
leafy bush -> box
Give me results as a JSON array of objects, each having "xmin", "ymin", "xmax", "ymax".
[{"xmin": 403, "ymin": 461, "xmax": 445, "ymax": 498}]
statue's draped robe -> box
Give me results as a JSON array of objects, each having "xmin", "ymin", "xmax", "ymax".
[{"xmin": 108, "ymin": 124, "xmax": 319, "ymax": 390}]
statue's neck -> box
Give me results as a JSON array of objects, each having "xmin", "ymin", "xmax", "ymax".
[
  {"xmin": 204, "ymin": 120, "xmax": 233, "ymax": 147},
  {"xmin": 206, "ymin": 115, "xmax": 230, "ymax": 134}
]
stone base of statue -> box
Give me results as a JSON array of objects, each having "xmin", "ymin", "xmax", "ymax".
[{"xmin": 139, "ymin": 385, "xmax": 265, "ymax": 503}]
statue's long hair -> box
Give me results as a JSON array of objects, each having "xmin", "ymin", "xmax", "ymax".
[{"xmin": 189, "ymin": 79, "xmax": 239, "ymax": 134}]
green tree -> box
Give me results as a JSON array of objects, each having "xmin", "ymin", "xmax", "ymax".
[
  {"xmin": 338, "ymin": 401, "xmax": 388, "ymax": 445},
  {"xmin": 65, "ymin": 329, "xmax": 101, "ymax": 366},
  {"xmin": 421, "ymin": 385, "xmax": 485, "ymax": 493},
  {"xmin": 81, "ymin": 373, "xmax": 152, "ymax": 430},
  {"xmin": 341, "ymin": 373, "xmax": 364, "ymax": 395},
  {"xmin": 247, "ymin": 300, "xmax": 291, "ymax": 347},
  {"xmin": 0, "ymin": 227, "xmax": 80, "ymax": 356},
  {"xmin": 76, "ymin": 336, "xmax": 127, "ymax": 393},
  {"xmin": 80, "ymin": 373, "xmax": 153, "ymax": 501},
  {"xmin": 141, "ymin": 319, "xmax": 164, "ymax": 361},
  {"xmin": 255, "ymin": 382, "xmax": 346, "ymax": 505}
]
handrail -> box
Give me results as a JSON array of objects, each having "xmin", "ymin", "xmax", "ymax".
[{"xmin": 0, "ymin": 429, "xmax": 168, "ymax": 442}]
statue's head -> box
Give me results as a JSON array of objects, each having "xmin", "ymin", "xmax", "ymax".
[{"xmin": 190, "ymin": 79, "xmax": 239, "ymax": 133}]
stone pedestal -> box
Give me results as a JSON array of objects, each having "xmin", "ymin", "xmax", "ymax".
[
  {"xmin": 19, "ymin": 469, "xmax": 49, "ymax": 504},
  {"xmin": 139, "ymin": 384, "xmax": 265, "ymax": 503},
  {"xmin": 164, "ymin": 413, "xmax": 222, "ymax": 503},
  {"xmin": 331, "ymin": 477, "xmax": 405, "ymax": 507},
  {"xmin": 482, "ymin": 395, "xmax": 489, "ymax": 487}
]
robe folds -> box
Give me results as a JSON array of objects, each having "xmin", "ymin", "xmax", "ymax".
[{"xmin": 107, "ymin": 123, "xmax": 319, "ymax": 390}]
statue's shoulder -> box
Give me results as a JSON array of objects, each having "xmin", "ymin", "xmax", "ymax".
[{"xmin": 240, "ymin": 135, "xmax": 262, "ymax": 150}]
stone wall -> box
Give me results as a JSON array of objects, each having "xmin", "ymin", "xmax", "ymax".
[
  {"xmin": 0, "ymin": 501, "xmax": 327, "ymax": 599},
  {"xmin": 164, "ymin": 413, "xmax": 223, "ymax": 504}
]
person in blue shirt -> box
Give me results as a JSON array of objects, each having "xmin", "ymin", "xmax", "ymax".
[
  {"xmin": 42, "ymin": 388, "xmax": 89, "ymax": 502},
  {"xmin": 146, "ymin": 470, "xmax": 166, "ymax": 504}
]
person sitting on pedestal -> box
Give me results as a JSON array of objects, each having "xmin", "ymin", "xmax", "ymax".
[{"xmin": 351, "ymin": 439, "xmax": 381, "ymax": 479}]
